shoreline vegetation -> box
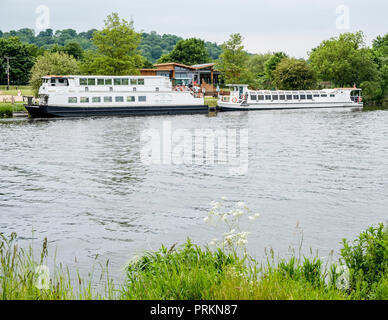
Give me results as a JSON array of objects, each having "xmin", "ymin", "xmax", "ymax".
[{"xmin": 1, "ymin": 222, "xmax": 387, "ymax": 300}]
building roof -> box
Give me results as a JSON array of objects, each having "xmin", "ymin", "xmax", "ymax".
[
  {"xmin": 191, "ymin": 63, "xmax": 215, "ymax": 69},
  {"xmin": 154, "ymin": 62, "xmax": 196, "ymax": 70}
]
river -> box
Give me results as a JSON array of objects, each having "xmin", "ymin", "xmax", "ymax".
[{"xmin": 0, "ymin": 108, "xmax": 387, "ymax": 282}]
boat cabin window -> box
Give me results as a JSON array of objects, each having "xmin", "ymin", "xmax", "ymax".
[
  {"xmin": 115, "ymin": 96, "xmax": 124, "ymax": 102},
  {"xmin": 97, "ymin": 79, "xmax": 104, "ymax": 85},
  {"xmin": 122, "ymin": 78, "xmax": 129, "ymax": 85},
  {"xmin": 330, "ymin": 94, "xmax": 335, "ymax": 97},
  {"xmin": 272, "ymin": 95, "xmax": 278, "ymax": 100},
  {"xmin": 68, "ymin": 97, "xmax": 77, "ymax": 103},
  {"xmin": 88, "ymin": 78, "xmax": 95, "ymax": 86},
  {"xmin": 313, "ymin": 94, "xmax": 319, "ymax": 97},
  {"xmin": 321, "ymin": 94, "xmax": 327, "ymax": 97},
  {"xmin": 105, "ymin": 79, "xmax": 112, "ymax": 85},
  {"xmin": 127, "ymin": 96, "xmax": 135, "ymax": 102},
  {"xmin": 279, "ymin": 95, "xmax": 285, "ymax": 100},
  {"xmin": 131, "ymin": 79, "xmax": 137, "ymax": 85},
  {"xmin": 250, "ymin": 94, "xmax": 256, "ymax": 100},
  {"xmin": 300, "ymin": 95, "xmax": 306, "ymax": 100},
  {"xmin": 92, "ymin": 97, "xmax": 101, "ymax": 103},
  {"xmin": 139, "ymin": 96, "xmax": 146, "ymax": 102},
  {"xmin": 258, "ymin": 95, "xmax": 264, "ymax": 101},
  {"xmin": 104, "ymin": 96, "xmax": 112, "ymax": 102},
  {"xmin": 265, "ymin": 95, "xmax": 271, "ymax": 100},
  {"xmin": 114, "ymin": 79, "xmax": 122, "ymax": 85},
  {"xmin": 80, "ymin": 78, "xmax": 87, "ymax": 86},
  {"xmin": 138, "ymin": 79, "xmax": 145, "ymax": 85},
  {"xmin": 286, "ymin": 95, "xmax": 292, "ymax": 100},
  {"xmin": 293, "ymin": 95, "xmax": 299, "ymax": 99},
  {"xmin": 80, "ymin": 97, "xmax": 89, "ymax": 103},
  {"xmin": 307, "ymin": 94, "xmax": 312, "ymax": 99}
]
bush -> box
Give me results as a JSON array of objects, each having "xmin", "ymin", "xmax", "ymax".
[
  {"xmin": 340, "ymin": 223, "xmax": 388, "ymax": 298},
  {"xmin": 121, "ymin": 239, "xmax": 247, "ymax": 300}
]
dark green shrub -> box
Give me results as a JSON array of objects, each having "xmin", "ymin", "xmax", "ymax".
[{"xmin": 340, "ymin": 223, "xmax": 388, "ymax": 298}]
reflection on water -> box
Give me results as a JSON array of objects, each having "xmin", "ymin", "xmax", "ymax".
[{"xmin": 0, "ymin": 109, "xmax": 387, "ymax": 279}]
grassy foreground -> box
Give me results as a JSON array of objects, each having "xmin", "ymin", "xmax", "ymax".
[
  {"xmin": 0, "ymin": 103, "xmax": 26, "ymax": 117},
  {"xmin": 0, "ymin": 86, "xmax": 33, "ymax": 97},
  {"xmin": 1, "ymin": 222, "xmax": 387, "ymax": 300}
]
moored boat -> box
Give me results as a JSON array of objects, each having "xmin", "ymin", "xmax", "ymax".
[
  {"xmin": 217, "ymin": 85, "xmax": 363, "ymax": 111},
  {"xmin": 25, "ymin": 75, "xmax": 209, "ymax": 118}
]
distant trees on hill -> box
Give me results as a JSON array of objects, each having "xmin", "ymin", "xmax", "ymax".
[{"xmin": 0, "ymin": 28, "xmax": 223, "ymax": 63}]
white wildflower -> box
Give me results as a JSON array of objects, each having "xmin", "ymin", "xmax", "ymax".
[
  {"xmin": 236, "ymin": 201, "xmax": 245, "ymax": 208},
  {"xmin": 34, "ymin": 265, "xmax": 50, "ymax": 290}
]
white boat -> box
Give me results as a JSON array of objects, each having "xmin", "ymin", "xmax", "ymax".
[
  {"xmin": 25, "ymin": 75, "xmax": 209, "ymax": 118},
  {"xmin": 217, "ymin": 85, "xmax": 363, "ymax": 111}
]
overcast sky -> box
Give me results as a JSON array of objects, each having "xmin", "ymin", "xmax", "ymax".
[{"xmin": 0, "ymin": 0, "xmax": 387, "ymax": 58}]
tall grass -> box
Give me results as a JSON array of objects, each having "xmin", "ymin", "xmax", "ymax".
[
  {"xmin": 0, "ymin": 233, "xmax": 116, "ymax": 300},
  {"xmin": 1, "ymin": 223, "xmax": 387, "ymax": 300}
]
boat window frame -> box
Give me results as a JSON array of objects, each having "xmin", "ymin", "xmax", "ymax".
[
  {"xmin": 87, "ymin": 78, "xmax": 96, "ymax": 86},
  {"xmin": 79, "ymin": 78, "xmax": 88, "ymax": 86},
  {"xmin": 68, "ymin": 97, "xmax": 77, "ymax": 103},
  {"xmin": 115, "ymin": 96, "xmax": 124, "ymax": 102},
  {"xmin": 97, "ymin": 79, "xmax": 105, "ymax": 85},
  {"xmin": 80, "ymin": 97, "xmax": 89, "ymax": 103},
  {"xmin": 105, "ymin": 79, "xmax": 112, "ymax": 85},
  {"xmin": 127, "ymin": 96, "xmax": 135, "ymax": 102},
  {"xmin": 92, "ymin": 97, "xmax": 101, "ymax": 103},
  {"xmin": 138, "ymin": 96, "xmax": 147, "ymax": 102},
  {"xmin": 103, "ymin": 96, "xmax": 113, "ymax": 103}
]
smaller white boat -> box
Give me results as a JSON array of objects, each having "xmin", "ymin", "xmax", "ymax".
[{"xmin": 217, "ymin": 85, "xmax": 363, "ymax": 111}]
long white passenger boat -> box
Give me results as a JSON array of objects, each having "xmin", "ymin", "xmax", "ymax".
[
  {"xmin": 218, "ymin": 85, "xmax": 363, "ymax": 111},
  {"xmin": 25, "ymin": 75, "xmax": 208, "ymax": 118}
]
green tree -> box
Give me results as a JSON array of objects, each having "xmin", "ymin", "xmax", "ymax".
[
  {"xmin": 309, "ymin": 32, "xmax": 378, "ymax": 88},
  {"xmin": 29, "ymin": 51, "xmax": 79, "ymax": 96},
  {"xmin": 83, "ymin": 13, "xmax": 143, "ymax": 75},
  {"xmin": 246, "ymin": 53, "xmax": 273, "ymax": 89},
  {"xmin": 63, "ymin": 41, "xmax": 84, "ymax": 60},
  {"xmin": 273, "ymin": 58, "xmax": 317, "ymax": 90},
  {"xmin": 158, "ymin": 38, "xmax": 210, "ymax": 65},
  {"xmin": 215, "ymin": 33, "xmax": 249, "ymax": 84},
  {"xmin": 0, "ymin": 37, "xmax": 35, "ymax": 85},
  {"xmin": 264, "ymin": 52, "xmax": 287, "ymax": 82}
]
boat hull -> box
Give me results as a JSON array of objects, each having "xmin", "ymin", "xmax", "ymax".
[
  {"xmin": 25, "ymin": 104, "xmax": 210, "ymax": 118},
  {"xmin": 218, "ymin": 102, "xmax": 363, "ymax": 111}
]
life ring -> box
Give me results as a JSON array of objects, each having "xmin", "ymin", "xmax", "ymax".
[{"xmin": 232, "ymin": 97, "xmax": 238, "ymax": 103}]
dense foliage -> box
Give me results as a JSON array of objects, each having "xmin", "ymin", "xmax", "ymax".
[
  {"xmin": 157, "ymin": 38, "xmax": 210, "ymax": 65},
  {"xmin": 273, "ymin": 58, "xmax": 317, "ymax": 90},
  {"xmin": 79, "ymin": 13, "xmax": 143, "ymax": 75},
  {"xmin": 0, "ymin": 37, "xmax": 36, "ymax": 85},
  {"xmin": 29, "ymin": 51, "xmax": 79, "ymax": 96}
]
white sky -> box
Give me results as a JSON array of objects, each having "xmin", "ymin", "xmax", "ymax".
[{"xmin": 0, "ymin": 0, "xmax": 387, "ymax": 58}]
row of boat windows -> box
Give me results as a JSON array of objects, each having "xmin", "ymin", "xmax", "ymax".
[
  {"xmin": 68, "ymin": 96, "xmax": 147, "ymax": 103},
  {"xmin": 79, "ymin": 78, "xmax": 145, "ymax": 86},
  {"xmin": 251, "ymin": 94, "xmax": 335, "ymax": 101}
]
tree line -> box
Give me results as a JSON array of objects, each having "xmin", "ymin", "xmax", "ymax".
[{"xmin": 1, "ymin": 12, "xmax": 387, "ymax": 103}]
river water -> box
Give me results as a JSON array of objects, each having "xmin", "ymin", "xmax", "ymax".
[{"xmin": 0, "ymin": 108, "xmax": 387, "ymax": 282}]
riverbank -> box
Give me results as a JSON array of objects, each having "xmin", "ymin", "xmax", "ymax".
[
  {"xmin": 1, "ymin": 223, "xmax": 387, "ymax": 300},
  {"xmin": 0, "ymin": 103, "xmax": 26, "ymax": 117}
]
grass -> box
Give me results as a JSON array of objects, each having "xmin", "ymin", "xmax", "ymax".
[
  {"xmin": 0, "ymin": 86, "xmax": 33, "ymax": 97},
  {"xmin": 1, "ymin": 223, "xmax": 387, "ymax": 300},
  {"xmin": 205, "ymin": 97, "xmax": 218, "ymax": 108},
  {"xmin": 0, "ymin": 103, "xmax": 26, "ymax": 117}
]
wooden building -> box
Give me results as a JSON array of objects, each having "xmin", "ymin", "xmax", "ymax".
[{"xmin": 140, "ymin": 62, "xmax": 222, "ymax": 94}]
